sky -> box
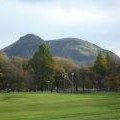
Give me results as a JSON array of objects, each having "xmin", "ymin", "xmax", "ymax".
[{"xmin": 0, "ymin": 0, "xmax": 120, "ymax": 56}]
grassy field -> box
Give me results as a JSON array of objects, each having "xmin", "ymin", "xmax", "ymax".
[{"xmin": 0, "ymin": 92, "xmax": 120, "ymax": 120}]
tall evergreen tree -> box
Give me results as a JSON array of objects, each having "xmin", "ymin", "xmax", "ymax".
[
  {"xmin": 106, "ymin": 53, "xmax": 115, "ymax": 73},
  {"xmin": 92, "ymin": 52, "xmax": 116, "ymax": 91},
  {"xmin": 93, "ymin": 52, "xmax": 115, "ymax": 76},
  {"xmin": 30, "ymin": 43, "xmax": 55, "ymax": 91}
]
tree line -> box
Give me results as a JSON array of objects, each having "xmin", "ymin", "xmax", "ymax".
[{"xmin": 0, "ymin": 43, "xmax": 120, "ymax": 93}]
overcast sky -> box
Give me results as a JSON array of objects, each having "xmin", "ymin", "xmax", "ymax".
[{"xmin": 0, "ymin": 0, "xmax": 120, "ymax": 56}]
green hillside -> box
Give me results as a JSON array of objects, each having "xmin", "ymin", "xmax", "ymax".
[{"xmin": 2, "ymin": 34, "xmax": 119, "ymax": 65}]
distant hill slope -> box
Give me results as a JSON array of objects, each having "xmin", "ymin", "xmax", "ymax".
[
  {"xmin": 3, "ymin": 34, "xmax": 44, "ymax": 58},
  {"xmin": 47, "ymin": 38, "xmax": 102, "ymax": 65},
  {"xmin": 2, "ymin": 34, "xmax": 119, "ymax": 65}
]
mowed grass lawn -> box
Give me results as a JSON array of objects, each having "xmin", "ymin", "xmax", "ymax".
[{"xmin": 0, "ymin": 92, "xmax": 120, "ymax": 120}]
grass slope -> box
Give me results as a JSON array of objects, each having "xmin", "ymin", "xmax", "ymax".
[{"xmin": 0, "ymin": 92, "xmax": 120, "ymax": 120}]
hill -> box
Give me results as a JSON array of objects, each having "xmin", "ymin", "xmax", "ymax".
[
  {"xmin": 2, "ymin": 34, "xmax": 119, "ymax": 65},
  {"xmin": 3, "ymin": 34, "xmax": 44, "ymax": 58}
]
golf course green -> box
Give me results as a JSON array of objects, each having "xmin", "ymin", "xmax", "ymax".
[{"xmin": 0, "ymin": 92, "xmax": 120, "ymax": 120}]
